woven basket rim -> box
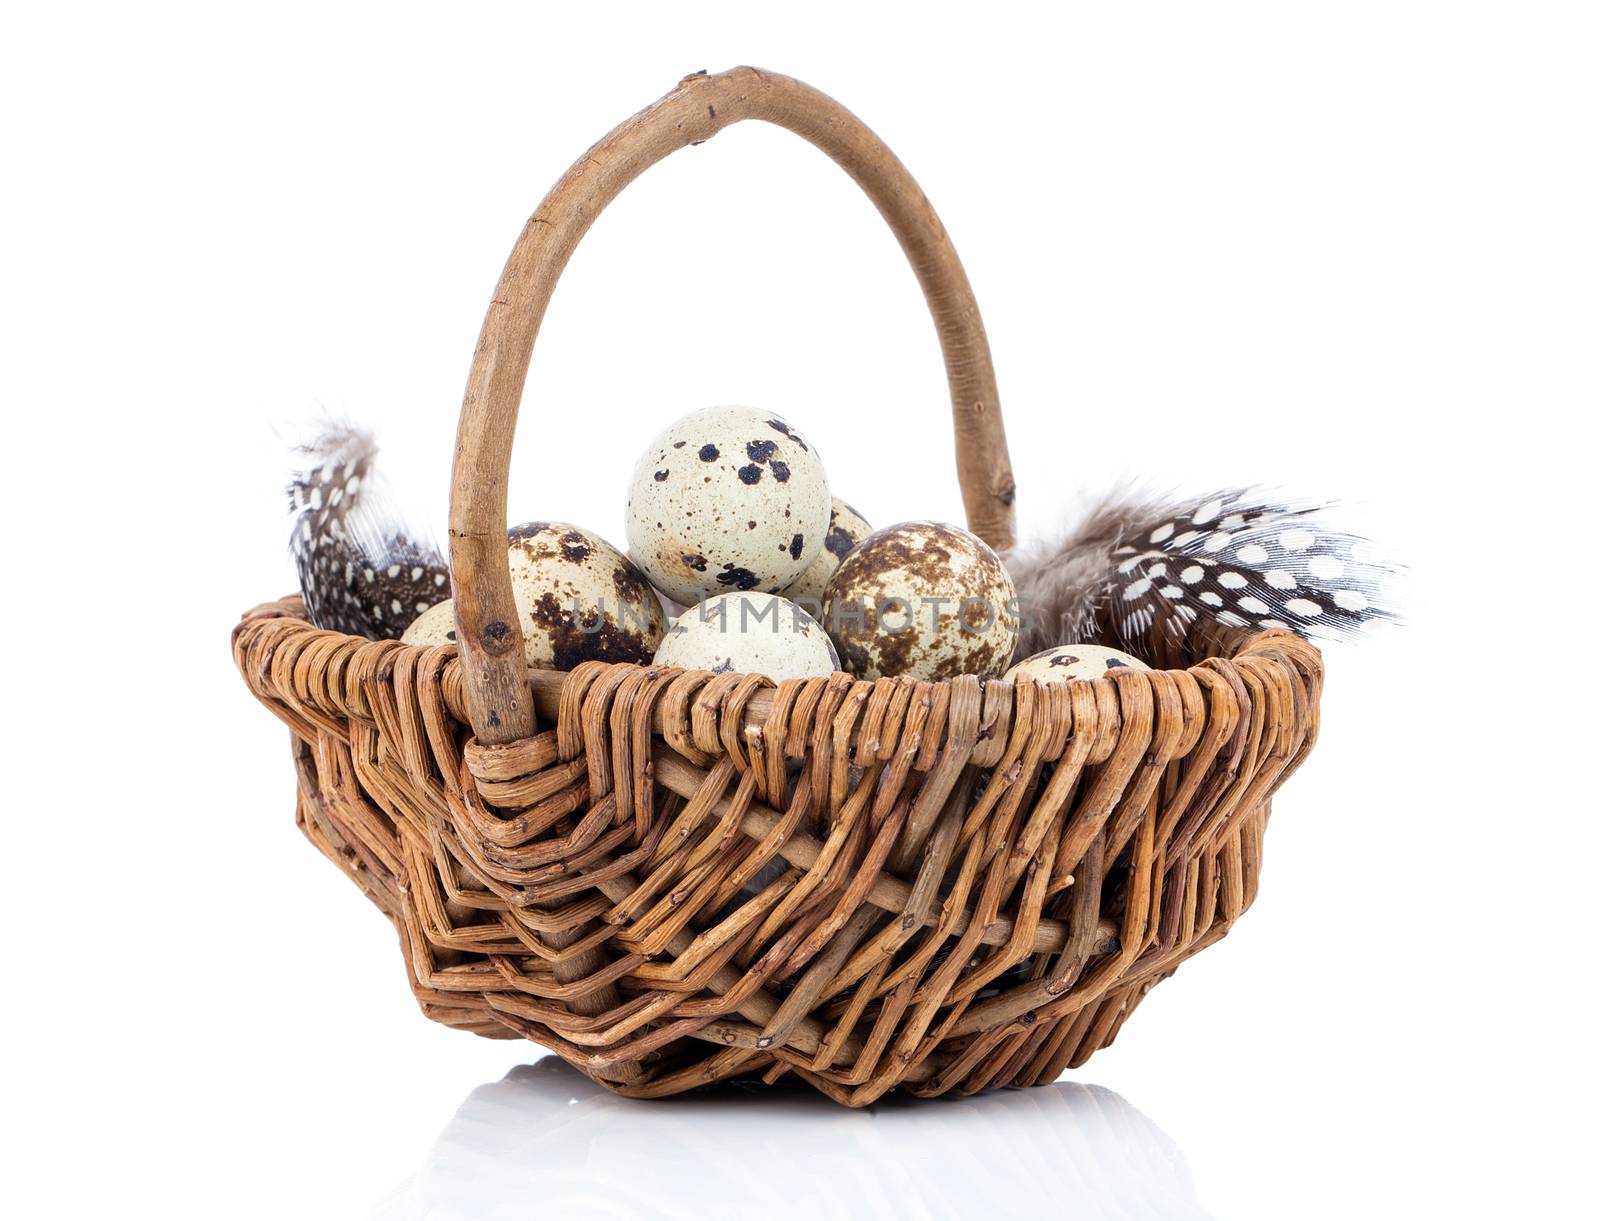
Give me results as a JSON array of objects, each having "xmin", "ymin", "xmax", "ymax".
[{"xmin": 234, "ymin": 593, "xmax": 1323, "ymax": 1102}]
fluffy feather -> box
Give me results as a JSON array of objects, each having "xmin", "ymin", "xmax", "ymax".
[
  {"xmin": 287, "ymin": 424, "xmax": 449, "ymax": 639},
  {"xmin": 1007, "ymin": 488, "xmax": 1400, "ymax": 665}
]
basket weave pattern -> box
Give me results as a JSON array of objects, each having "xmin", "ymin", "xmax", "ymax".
[
  {"xmin": 235, "ymin": 67, "xmax": 1327, "ymax": 1103},
  {"xmin": 234, "ymin": 596, "xmax": 1321, "ymax": 1104}
]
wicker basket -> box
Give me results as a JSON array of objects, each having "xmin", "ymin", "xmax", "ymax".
[{"xmin": 233, "ymin": 67, "xmax": 1324, "ymax": 1106}]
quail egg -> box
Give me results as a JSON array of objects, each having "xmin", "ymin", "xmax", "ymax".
[
  {"xmin": 402, "ymin": 521, "xmax": 664, "ymax": 669},
  {"xmin": 1005, "ymin": 643, "xmax": 1150, "ymax": 683},
  {"xmin": 653, "ymin": 592, "xmax": 839, "ymax": 681},
  {"xmin": 625, "ymin": 407, "xmax": 831, "ymax": 605},
  {"xmin": 782, "ymin": 497, "xmax": 871, "ymax": 613},
  {"xmin": 823, "ymin": 521, "xmax": 1018, "ymax": 681}
]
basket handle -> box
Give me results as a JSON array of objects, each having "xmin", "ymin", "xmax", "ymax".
[{"xmin": 450, "ymin": 66, "xmax": 1015, "ymax": 744}]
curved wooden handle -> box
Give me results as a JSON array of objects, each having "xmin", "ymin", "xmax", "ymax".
[{"xmin": 451, "ymin": 66, "xmax": 1015, "ymax": 744}]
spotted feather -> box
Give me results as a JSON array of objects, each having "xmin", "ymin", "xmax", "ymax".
[
  {"xmin": 1008, "ymin": 489, "xmax": 1400, "ymax": 664},
  {"xmin": 287, "ymin": 424, "xmax": 450, "ymax": 639}
]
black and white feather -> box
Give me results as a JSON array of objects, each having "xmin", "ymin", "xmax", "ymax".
[
  {"xmin": 1008, "ymin": 489, "xmax": 1400, "ymax": 664},
  {"xmin": 287, "ymin": 424, "xmax": 450, "ymax": 639}
]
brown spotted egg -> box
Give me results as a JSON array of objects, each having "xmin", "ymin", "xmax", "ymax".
[
  {"xmin": 823, "ymin": 521, "xmax": 1019, "ymax": 681},
  {"xmin": 781, "ymin": 498, "xmax": 870, "ymax": 613},
  {"xmin": 1005, "ymin": 643, "xmax": 1150, "ymax": 683},
  {"xmin": 625, "ymin": 407, "xmax": 831, "ymax": 605},
  {"xmin": 401, "ymin": 521, "xmax": 664, "ymax": 670},
  {"xmin": 653, "ymin": 592, "xmax": 839, "ymax": 681}
]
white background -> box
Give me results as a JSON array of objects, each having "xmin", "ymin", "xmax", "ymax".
[{"xmin": 5, "ymin": 3, "xmax": 1596, "ymax": 1218}]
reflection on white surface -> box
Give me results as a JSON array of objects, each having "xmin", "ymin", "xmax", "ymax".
[{"xmin": 373, "ymin": 1057, "xmax": 1213, "ymax": 1221}]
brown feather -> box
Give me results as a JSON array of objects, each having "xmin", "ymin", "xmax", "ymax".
[{"xmin": 1005, "ymin": 496, "xmax": 1149, "ymax": 658}]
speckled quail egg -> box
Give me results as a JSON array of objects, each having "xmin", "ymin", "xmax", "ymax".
[
  {"xmin": 401, "ymin": 521, "xmax": 664, "ymax": 669},
  {"xmin": 782, "ymin": 498, "xmax": 871, "ymax": 612},
  {"xmin": 1005, "ymin": 643, "xmax": 1150, "ymax": 683},
  {"xmin": 823, "ymin": 521, "xmax": 1019, "ymax": 681},
  {"xmin": 653, "ymin": 592, "xmax": 839, "ymax": 681},
  {"xmin": 626, "ymin": 407, "xmax": 831, "ymax": 605},
  {"xmin": 627, "ymin": 547, "xmax": 690, "ymax": 620}
]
